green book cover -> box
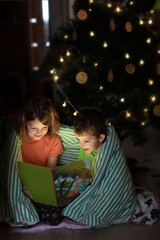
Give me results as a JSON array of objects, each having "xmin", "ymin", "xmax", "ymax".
[{"xmin": 17, "ymin": 158, "xmax": 92, "ymax": 207}]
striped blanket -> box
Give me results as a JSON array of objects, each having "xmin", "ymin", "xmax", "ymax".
[{"xmin": 0, "ymin": 125, "xmax": 159, "ymax": 228}]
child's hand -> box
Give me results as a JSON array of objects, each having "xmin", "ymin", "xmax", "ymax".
[{"xmin": 22, "ymin": 186, "xmax": 32, "ymax": 198}]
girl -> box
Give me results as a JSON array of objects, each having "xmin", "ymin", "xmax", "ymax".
[{"xmin": 16, "ymin": 96, "xmax": 65, "ymax": 225}]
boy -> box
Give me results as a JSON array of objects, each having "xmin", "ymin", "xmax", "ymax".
[{"xmin": 63, "ymin": 107, "xmax": 137, "ymax": 228}]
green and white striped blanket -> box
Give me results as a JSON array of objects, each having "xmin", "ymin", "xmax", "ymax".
[{"xmin": 0, "ymin": 124, "xmax": 138, "ymax": 227}]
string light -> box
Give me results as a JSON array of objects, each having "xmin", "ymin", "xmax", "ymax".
[
  {"xmin": 62, "ymin": 101, "xmax": 67, "ymax": 107},
  {"xmin": 139, "ymin": 19, "xmax": 144, "ymax": 25},
  {"xmin": 73, "ymin": 111, "xmax": 78, "ymax": 116},
  {"xmin": 66, "ymin": 50, "xmax": 71, "ymax": 56},
  {"xmin": 59, "ymin": 56, "xmax": 64, "ymax": 62},
  {"xmin": 106, "ymin": 2, "xmax": 112, "ymax": 8},
  {"xmin": 148, "ymin": 79, "xmax": 154, "ymax": 85},
  {"xmin": 103, "ymin": 41, "xmax": 108, "ymax": 48},
  {"xmin": 89, "ymin": 8, "xmax": 92, "ymax": 12},
  {"xmin": 120, "ymin": 98, "xmax": 125, "ymax": 102},
  {"xmin": 148, "ymin": 18, "xmax": 153, "ymax": 25},
  {"xmin": 146, "ymin": 37, "xmax": 151, "ymax": 44},
  {"xmin": 94, "ymin": 62, "xmax": 98, "ymax": 67},
  {"xmin": 99, "ymin": 85, "xmax": 103, "ymax": 90},
  {"xmin": 125, "ymin": 53, "xmax": 130, "ymax": 59},
  {"xmin": 129, "ymin": 1, "xmax": 134, "ymax": 6},
  {"xmin": 64, "ymin": 34, "xmax": 69, "ymax": 39},
  {"xmin": 141, "ymin": 121, "xmax": 146, "ymax": 126},
  {"xmin": 53, "ymin": 75, "xmax": 59, "ymax": 82},
  {"xmin": 90, "ymin": 31, "xmax": 95, "ymax": 37},
  {"xmin": 50, "ymin": 69, "xmax": 56, "ymax": 74},
  {"xmin": 150, "ymin": 95, "xmax": 156, "ymax": 102},
  {"xmin": 115, "ymin": 6, "xmax": 122, "ymax": 13},
  {"xmin": 157, "ymin": 49, "xmax": 160, "ymax": 55},
  {"xmin": 125, "ymin": 111, "xmax": 131, "ymax": 118},
  {"xmin": 139, "ymin": 59, "xmax": 144, "ymax": 65},
  {"xmin": 144, "ymin": 108, "xmax": 148, "ymax": 112},
  {"xmin": 89, "ymin": 0, "xmax": 94, "ymax": 3}
]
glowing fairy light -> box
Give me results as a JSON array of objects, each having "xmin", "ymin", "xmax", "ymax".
[
  {"xmin": 99, "ymin": 85, "xmax": 103, "ymax": 90},
  {"xmin": 148, "ymin": 18, "xmax": 153, "ymax": 25},
  {"xmin": 106, "ymin": 2, "xmax": 112, "ymax": 8},
  {"xmin": 146, "ymin": 37, "xmax": 151, "ymax": 44},
  {"xmin": 115, "ymin": 6, "xmax": 122, "ymax": 13},
  {"xmin": 59, "ymin": 56, "xmax": 64, "ymax": 62},
  {"xmin": 103, "ymin": 41, "xmax": 108, "ymax": 48},
  {"xmin": 130, "ymin": 1, "xmax": 134, "ymax": 6},
  {"xmin": 139, "ymin": 19, "xmax": 144, "ymax": 25},
  {"xmin": 139, "ymin": 59, "xmax": 144, "ymax": 65},
  {"xmin": 90, "ymin": 31, "xmax": 95, "ymax": 37},
  {"xmin": 50, "ymin": 69, "xmax": 56, "ymax": 74},
  {"xmin": 157, "ymin": 49, "xmax": 160, "ymax": 55},
  {"xmin": 94, "ymin": 62, "xmax": 98, "ymax": 67},
  {"xmin": 89, "ymin": 0, "xmax": 94, "ymax": 3},
  {"xmin": 144, "ymin": 108, "xmax": 148, "ymax": 112},
  {"xmin": 125, "ymin": 111, "xmax": 131, "ymax": 118},
  {"xmin": 89, "ymin": 8, "xmax": 92, "ymax": 12},
  {"xmin": 125, "ymin": 53, "xmax": 130, "ymax": 59},
  {"xmin": 141, "ymin": 121, "xmax": 146, "ymax": 126},
  {"xmin": 62, "ymin": 101, "xmax": 67, "ymax": 107},
  {"xmin": 148, "ymin": 79, "xmax": 154, "ymax": 86},
  {"xmin": 66, "ymin": 50, "xmax": 71, "ymax": 56},
  {"xmin": 73, "ymin": 111, "xmax": 78, "ymax": 116},
  {"xmin": 64, "ymin": 34, "xmax": 69, "ymax": 39},
  {"xmin": 150, "ymin": 95, "xmax": 156, "ymax": 102},
  {"xmin": 120, "ymin": 98, "xmax": 125, "ymax": 102},
  {"xmin": 53, "ymin": 75, "xmax": 59, "ymax": 82}
]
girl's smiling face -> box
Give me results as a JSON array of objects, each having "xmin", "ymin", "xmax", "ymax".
[
  {"xmin": 75, "ymin": 131, "xmax": 105, "ymax": 154},
  {"xmin": 26, "ymin": 118, "xmax": 48, "ymax": 140}
]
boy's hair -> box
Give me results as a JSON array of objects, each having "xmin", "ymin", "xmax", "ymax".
[
  {"xmin": 16, "ymin": 96, "xmax": 61, "ymax": 140},
  {"xmin": 73, "ymin": 108, "xmax": 107, "ymax": 138}
]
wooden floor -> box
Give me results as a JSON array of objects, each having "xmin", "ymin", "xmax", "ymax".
[{"xmin": 1, "ymin": 125, "xmax": 160, "ymax": 239}]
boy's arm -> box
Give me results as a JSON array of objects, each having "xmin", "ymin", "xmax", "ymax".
[{"xmin": 46, "ymin": 156, "xmax": 58, "ymax": 168}]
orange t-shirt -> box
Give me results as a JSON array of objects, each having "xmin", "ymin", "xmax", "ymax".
[{"xmin": 21, "ymin": 134, "xmax": 63, "ymax": 166}]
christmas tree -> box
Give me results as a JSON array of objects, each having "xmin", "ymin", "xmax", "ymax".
[{"xmin": 40, "ymin": 0, "xmax": 160, "ymax": 143}]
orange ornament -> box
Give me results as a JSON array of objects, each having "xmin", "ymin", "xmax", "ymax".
[
  {"xmin": 77, "ymin": 9, "xmax": 88, "ymax": 20},
  {"xmin": 125, "ymin": 22, "xmax": 132, "ymax": 32},
  {"xmin": 153, "ymin": 105, "xmax": 160, "ymax": 116}
]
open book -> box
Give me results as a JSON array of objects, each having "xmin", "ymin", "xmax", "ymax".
[{"xmin": 17, "ymin": 158, "xmax": 92, "ymax": 207}]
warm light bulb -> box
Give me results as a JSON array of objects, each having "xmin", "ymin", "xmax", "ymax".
[
  {"xmin": 53, "ymin": 75, "xmax": 59, "ymax": 82},
  {"xmin": 125, "ymin": 111, "xmax": 131, "ymax": 118},
  {"xmin": 141, "ymin": 121, "xmax": 145, "ymax": 126},
  {"xmin": 94, "ymin": 62, "xmax": 98, "ymax": 67},
  {"xmin": 148, "ymin": 79, "xmax": 154, "ymax": 85},
  {"xmin": 59, "ymin": 56, "xmax": 64, "ymax": 62},
  {"xmin": 106, "ymin": 2, "xmax": 112, "ymax": 8},
  {"xmin": 146, "ymin": 37, "xmax": 151, "ymax": 44},
  {"xmin": 144, "ymin": 108, "xmax": 148, "ymax": 112},
  {"xmin": 139, "ymin": 59, "xmax": 144, "ymax": 65},
  {"xmin": 99, "ymin": 85, "xmax": 103, "ymax": 90},
  {"xmin": 139, "ymin": 19, "xmax": 144, "ymax": 25},
  {"xmin": 125, "ymin": 53, "xmax": 130, "ymax": 59},
  {"xmin": 148, "ymin": 19, "xmax": 153, "ymax": 25},
  {"xmin": 64, "ymin": 34, "xmax": 69, "ymax": 39},
  {"xmin": 130, "ymin": 1, "xmax": 134, "ymax": 6},
  {"xmin": 157, "ymin": 49, "xmax": 160, "ymax": 55},
  {"xmin": 103, "ymin": 41, "xmax": 108, "ymax": 48},
  {"xmin": 89, "ymin": 8, "xmax": 92, "ymax": 11},
  {"xmin": 150, "ymin": 95, "xmax": 156, "ymax": 102},
  {"xmin": 62, "ymin": 101, "xmax": 66, "ymax": 107},
  {"xmin": 120, "ymin": 98, "xmax": 125, "ymax": 102},
  {"xmin": 115, "ymin": 6, "xmax": 122, "ymax": 13},
  {"xmin": 73, "ymin": 111, "xmax": 78, "ymax": 116},
  {"xmin": 50, "ymin": 69, "xmax": 56, "ymax": 74},
  {"xmin": 66, "ymin": 50, "xmax": 70, "ymax": 56},
  {"xmin": 90, "ymin": 31, "xmax": 95, "ymax": 37},
  {"xmin": 89, "ymin": 0, "xmax": 94, "ymax": 3}
]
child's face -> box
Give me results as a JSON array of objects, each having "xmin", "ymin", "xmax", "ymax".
[
  {"xmin": 26, "ymin": 118, "xmax": 48, "ymax": 140},
  {"xmin": 75, "ymin": 131, "xmax": 105, "ymax": 154}
]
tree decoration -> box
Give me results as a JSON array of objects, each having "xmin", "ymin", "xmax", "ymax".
[
  {"xmin": 77, "ymin": 9, "xmax": 88, "ymax": 20},
  {"xmin": 110, "ymin": 18, "xmax": 116, "ymax": 31},
  {"xmin": 76, "ymin": 71, "xmax": 88, "ymax": 84},
  {"xmin": 125, "ymin": 22, "xmax": 133, "ymax": 32},
  {"xmin": 153, "ymin": 105, "xmax": 160, "ymax": 116},
  {"xmin": 108, "ymin": 69, "xmax": 113, "ymax": 82},
  {"xmin": 125, "ymin": 64, "xmax": 135, "ymax": 74}
]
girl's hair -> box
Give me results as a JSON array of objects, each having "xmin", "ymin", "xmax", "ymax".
[
  {"xmin": 16, "ymin": 96, "xmax": 61, "ymax": 140},
  {"xmin": 73, "ymin": 108, "xmax": 107, "ymax": 138}
]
